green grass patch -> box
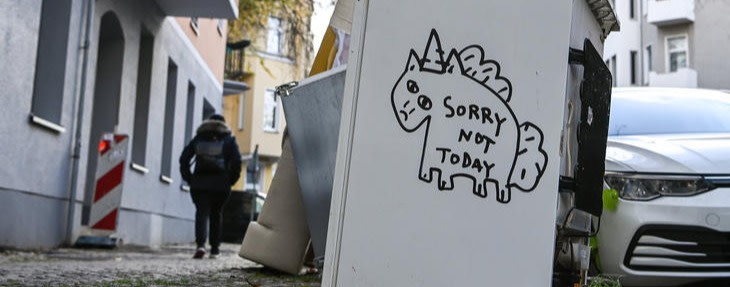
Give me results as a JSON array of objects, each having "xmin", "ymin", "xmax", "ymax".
[
  {"xmin": 0, "ymin": 280, "xmax": 26, "ymax": 287},
  {"xmin": 76, "ymin": 276, "xmax": 198, "ymax": 287},
  {"xmin": 240, "ymin": 267, "xmax": 321, "ymax": 286},
  {"xmin": 95, "ymin": 278, "xmax": 148, "ymax": 287},
  {"xmin": 589, "ymin": 275, "xmax": 621, "ymax": 287}
]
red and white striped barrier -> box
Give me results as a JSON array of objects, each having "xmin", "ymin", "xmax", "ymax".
[{"xmin": 88, "ymin": 133, "xmax": 128, "ymax": 235}]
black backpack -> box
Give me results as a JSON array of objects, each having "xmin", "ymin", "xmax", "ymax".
[{"xmin": 194, "ymin": 138, "xmax": 226, "ymax": 174}]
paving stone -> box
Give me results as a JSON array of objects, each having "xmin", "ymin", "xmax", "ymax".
[{"xmin": 0, "ymin": 243, "xmax": 321, "ymax": 286}]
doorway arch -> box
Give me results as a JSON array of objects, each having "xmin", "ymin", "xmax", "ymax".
[{"xmin": 82, "ymin": 11, "xmax": 125, "ymax": 224}]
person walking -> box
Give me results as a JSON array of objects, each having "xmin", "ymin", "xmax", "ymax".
[{"xmin": 179, "ymin": 114, "xmax": 242, "ymax": 259}]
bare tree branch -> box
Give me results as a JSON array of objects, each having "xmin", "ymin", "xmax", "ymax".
[{"xmin": 228, "ymin": 0, "xmax": 314, "ymax": 74}]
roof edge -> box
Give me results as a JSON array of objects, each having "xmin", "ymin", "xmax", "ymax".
[{"xmin": 585, "ymin": 0, "xmax": 621, "ymax": 39}]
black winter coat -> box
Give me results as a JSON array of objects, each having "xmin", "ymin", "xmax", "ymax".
[{"xmin": 179, "ymin": 120, "xmax": 242, "ymax": 192}]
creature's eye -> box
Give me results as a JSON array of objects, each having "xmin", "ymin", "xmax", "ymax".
[
  {"xmin": 406, "ymin": 80, "xmax": 419, "ymax": 94},
  {"xmin": 417, "ymin": 95, "xmax": 432, "ymax": 110}
]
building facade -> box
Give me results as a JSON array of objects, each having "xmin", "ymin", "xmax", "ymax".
[
  {"xmin": 604, "ymin": 0, "xmax": 730, "ymax": 89},
  {"xmin": 0, "ymin": 0, "xmax": 237, "ymax": 248},
  {"xmin": 223, "ymin": 13, "xmax": 312, "ymax": 196}
]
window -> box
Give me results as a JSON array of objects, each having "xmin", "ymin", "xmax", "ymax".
[
  {"xmin": 630, "ymin": 0, "xmax": 635, "ymax": 19},
  {"xmin": 217, "ymin": 19, "xmax": 225, "ymax": 36},
  {"xmin": 263, "ymin": 89, "xmax": 280, "ymax": 132},
  {"xmin": 644, "ymin": 45, "xmax": 652, "ymax": 84},
  {"xmin": 190, "ymin": 17, "xmax": 199, "ymax": 35},
  {"xmin": 266, "ymin": 16, "xmax": 284, "ymax": 55},
  {"xmin": 608, "ymin": 55, "xmax": 617, "ymax": 87},
  {"xmin": 131, "ymin": 28, "xmax": 154, "ymax": 170},
  {"xmin": 666, "ymin": 35, "xmax": 688, "ymax": 72},
  {"xmin": 238, "ymin": 94, "xmax": 246, "ymax": 131},
  {"xmin": 30, "ymin": 0, "xmax": 73, "ymax": 132},
  {"xmin": 646, "ymin": 45, "xmax": 653, "ymax": 72},
  {"xmin": 184, "ymin": 82, "xmax": 196, "ymax": 143},
  {"xmin": 160, "ymin": 59, "xmax": 178, "ymax": 183},
  {"xmin": 630, "ymin": 50, "xmax": 637, "ymax": 85},
  {"xmin": 202, "ymin": 99, "xmax": 215, "ymax": 120}
]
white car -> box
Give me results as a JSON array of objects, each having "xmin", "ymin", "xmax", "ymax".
[{"xmin": 597, "ymin": 88, "xmax": 730, "ymax": 286}]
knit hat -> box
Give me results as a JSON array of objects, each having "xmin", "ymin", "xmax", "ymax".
[{"xmin": 209, "ymin": 114, "xmax": 225, "ymax": 122}]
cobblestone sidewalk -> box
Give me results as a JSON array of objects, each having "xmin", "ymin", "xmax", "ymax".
[{"xmin": 0, "ymin": 243, "xmax": 321, "ymax": 287}]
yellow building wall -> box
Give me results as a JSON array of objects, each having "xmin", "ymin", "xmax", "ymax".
[
  {"xmin": 223, "ymin": 10, "xmax": 311, "ymax": 194},
  {"xmin": 263, "ymin": 163, "xmax": 276, "ymax": 193},
  {"xmin": 224, "ymin": 85, "xmax": 249, "ymax": 192},
  {"xmin": 224, "ymin": 54, "xmax": 303, "ymax": 193},
  {"xmin": 225, "ymin": 75, "xmax": 255, "ymax": 155},
  {"xmin": 245, "ymin": 55, "xmax": 306, "ymax": 157}
]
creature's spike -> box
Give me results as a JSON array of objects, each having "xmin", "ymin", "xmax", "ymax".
[
  {"xmin": 459, "ymin": 45, "xmax": 513, "ymax": 102},
  {"xmin": 444, "ymin": 49, "xmax": 464, "ymax": 75},
  {"xmin": 405, "ymin": 49, "xmax": 420, "ymax": 72}
]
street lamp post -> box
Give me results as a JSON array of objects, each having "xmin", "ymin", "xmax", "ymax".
[{"xmin": 246, "ymin": 144, "xmax": 260, "ymax": 222}]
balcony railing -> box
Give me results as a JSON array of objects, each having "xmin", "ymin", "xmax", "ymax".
[
  {"xmin": 647, "ymin": 0, "xmax": 694, "ymax": 26},
  {"xmin": 225, "ymin": 40, "xmax": 251, "ymax": 79},
  {"xmin": 649, "ymin": 68, "xmax": 698, "ymax": 88}
]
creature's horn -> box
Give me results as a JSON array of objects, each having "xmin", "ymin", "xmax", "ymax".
[{"xmin": 421, "ymin": 29, "xmax": 446, "ymax": 73}]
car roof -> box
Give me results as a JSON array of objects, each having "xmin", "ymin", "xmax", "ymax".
[
  {"xmin": 608, "ymin": 87, "xmax": 730, "ymax": 136},
  {"xmin": 612, "ymin": 87, "xmax": 730, "ymax": 98}
]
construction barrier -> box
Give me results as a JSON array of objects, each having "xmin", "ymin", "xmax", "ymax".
[{"xmin": 88, "ymin": 133, "xmax": 128, "ymax": 235}]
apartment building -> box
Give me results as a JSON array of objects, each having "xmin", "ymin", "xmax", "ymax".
[
  {"xmin": 0, "ymin": 0, "xmax": 237, "ymax": 248},
  {"xmin": 223, "ymin": 13, "xmax": 312, "ymax": 196},
  {"xmin": 604, "ymin": 0, "xmax": 730, "ymax": 89}
]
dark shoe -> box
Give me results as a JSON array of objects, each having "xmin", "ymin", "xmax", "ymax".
[
  {"xmin": 193, "ymin": 247, "xmax": 206, "ymax": 259},
  {"xmin": 209, "ymin": 247, "xmax": 220, "ymax": 259}
]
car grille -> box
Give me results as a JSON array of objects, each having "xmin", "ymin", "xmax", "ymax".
[
  {"xmin": 624, "ymin": 225, "xmax": 730, "ymax": 272},
  {"xmin": 706, "ymin": 176, "xmax": 730, "ymax": 188}
]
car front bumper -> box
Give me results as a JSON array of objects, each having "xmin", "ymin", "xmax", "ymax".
[{"xmin": 597, "ymin": 186, "xmax": 730, "ymax": 286}]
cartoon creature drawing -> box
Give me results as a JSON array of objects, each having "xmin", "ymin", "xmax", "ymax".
[{"xmin": 391, "ymin": 29, "xmax": 548, "ymax": 204}]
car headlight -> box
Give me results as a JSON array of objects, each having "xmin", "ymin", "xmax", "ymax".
[{"xmin": 604, "ymin": 173, "xmax": 716, "ymax": 201}]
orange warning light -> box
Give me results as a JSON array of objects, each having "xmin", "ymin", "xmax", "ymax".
[{"xmin": 98, "ymin": 139, "xmax": 111, "ymax": 154}]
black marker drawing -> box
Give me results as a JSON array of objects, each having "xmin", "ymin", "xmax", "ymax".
[{"xmin": 391, "ymin": 29, "xmax": 548, "ymax": 204}]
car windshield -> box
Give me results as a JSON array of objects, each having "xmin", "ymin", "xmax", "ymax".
[{"xmin": 608, "ymin": 89, "xmax": 730, "ymax": 136}]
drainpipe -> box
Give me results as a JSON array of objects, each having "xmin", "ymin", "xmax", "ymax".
[
  {"xmin": 65, "ymin": 0, "xmax": 94, "ymax": 246},
  {"xmin": 639, "ymin": 0, "xmax": 645, "ymax": 85}
]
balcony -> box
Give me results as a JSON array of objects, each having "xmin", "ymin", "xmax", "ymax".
[
  {"xmin": 225, "ymin": 40, "xmax": 251, "ymax": 79},
  {"xmin": 155, "ymin": 0, "xmax": 238, "ymax": 19},
  {"xmin": 647, "ymin": 0, "xmax": 694, "ymax": 26},
  {"xmin": 649, "ymin": 68, "xmax": 698, "ymax": 88}
]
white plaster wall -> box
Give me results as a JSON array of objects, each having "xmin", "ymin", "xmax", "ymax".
[
  {"xmin": 0, "ymin": 0, "xmax": 223, "ymax": 248},
  {"xmin": 693, "ymin": 0, "xmax": 730, "ymax": 89},
  {"xmin": 0, "ymin": 0, "xmax": 83, "ymax": 249},
  {"xmin": 87, "ymin": 0, "xmax": 223, "ymax": 246},
  {"xmin": 603, "ymin": 0, "xmax": 644, "ymax": 86}
]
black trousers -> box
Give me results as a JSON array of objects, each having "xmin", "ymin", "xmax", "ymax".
[{"xmin": 191, "ymin": 189, "xmax": 231, "ymax": 248}]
